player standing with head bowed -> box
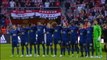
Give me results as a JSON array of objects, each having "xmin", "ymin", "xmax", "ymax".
[
  {"xmin": 29, "ymin": 24, "xmax": 37, "ymax": 57},
  {"xmin": 19, "ymin": 25, "xmax": 29, "ymax": 57},
  {"xmin": 79, "ymin": 23, "xmax": 87, "ymax": 57},
  {"xmin": 36, "ymin": 22, "xmax": 46, "ymax": 57},
  {"xmin": 52, "ymin": 22, "xmax": 62, "ymax": 57},
  {"xmin": 93, "ymin": 20, "xmax": 102, "ymax": 58},
  {"xmin": 69, "ymin": 22, "xmax": 79, "ymax": 57},
  {"xmin": 45, "ymin": 23, "xmax": 54, "ymax": 57},
  {"xmin": 9, "ymin": 25, "xmax": 19, "ymax": 57}
]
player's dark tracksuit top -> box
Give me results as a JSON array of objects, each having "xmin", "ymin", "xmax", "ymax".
[
  {"xmin": 36, "ymin": 25, "xmax": 45, "ymax": 43},
  {"xmin": 79, "ymin": 28, "xmax": 87, "ymax": 44},
  {"xmin": 29, "ymin": 26, "xmax": 36, "ymax": 43},
  {"xmin": 10, "ymin": 29, "xmax": 19, "ymax": 44},
  {"xmin": 53, "ymin": 26, "xmax": 62, "ymax": 43},
  {"xmin": 45, "ymin": 27, "xmax": 53, "ymax": 44},
  {"xmin": 20, "ymin": 28, "xmax": 29, "ymax": 43},
  {"xmin": 69, "ymin": 26, "xmax": 78, "ymax": 44},
  {"xmin": 61, "ymin": 27, "xmax": 69, "ymax": 43},
  {"xmin": 86, "ymin": 27, "xmax": 93, "ymax": 44}
]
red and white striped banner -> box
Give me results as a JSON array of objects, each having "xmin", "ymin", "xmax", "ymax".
[{"xmin": 11, "ymin": 10, "xmax": 61, "ymax": 19}]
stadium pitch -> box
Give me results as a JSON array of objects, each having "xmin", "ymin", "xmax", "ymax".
[{"xmin": 0, "ymin": 44, "xmax": 106, "ymax": 60}]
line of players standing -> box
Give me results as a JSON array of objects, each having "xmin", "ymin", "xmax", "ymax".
[{"xmin": 9, "ymin": 20, "xmax": 101, "ymax": 58}]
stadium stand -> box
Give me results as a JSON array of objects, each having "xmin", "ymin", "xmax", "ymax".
[{"xmin": 0, "ymin": 0, "xmax": 107, "ymax": 34}]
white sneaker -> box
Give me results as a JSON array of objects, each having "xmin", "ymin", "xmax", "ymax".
[
  {"xmin": 46, "ymin": 55, "xmax": 49, "ymax": 56},
  {"xmin": 26, "ymin": 55, "xmax": 29, "ymax": 57},
  {"xmin": 20, "ymin": 55, "xmax": 24, "ymax": 57},
  {"xmin": 16, "ymin": 55, "xmax": 19, "ymax": 57},
  {"xmin": 86, "ymin": 55, "xmax": 88, "ymax": 58},
  {"xmin": 98, "ymin": 56, "xmax": 102, "ymax": 58},
  {"xmin": 10, "ymin": 55, "xmax": 14, "ymax": 57},
  {"xmin": 42, "ymin": 55, "xmax": 45, "ymax": 57},
  {"xmin": 29, "ymin": 54, "xmax": 32, "ymax": 57},
  {"xmin": 60, "ymin": 55, "xmax": 62, "ymax": 57},
  {"xmin": 95, "ymin": 56, "xmax": 99, "ymax": 58},
  {"xmin": 52, "ymin": 55, "xmax": 56, "ymax": 57},
  {"xmin": 90, "ymin": 56, "xmax": 94, "ymax": 58},
  {"xmin": 37, "ymin": 55, "xmax": 40, "ymax": 57},
  {"xmin": 76, "ymin": 55, "xmax": 79, "ymax": 58},
  {"xmin": 34, "ymin": 54, "xmax": 37, "ymax": 57},
  {"xmin": 71, "ymin": 54, "xmax": 74, "ymax": 57}
]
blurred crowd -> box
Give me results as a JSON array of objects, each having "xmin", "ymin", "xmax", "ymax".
[
  {"xmin": 0, "ymin": 0, "xmax": 107, "ymax": 34},
  {"xmin": 1, "ymin": 0, "xmax": 61, "ymax": 8},
  {"xmin": 63, "ymin": 0, "xmax": 107, "ymax": 25}
]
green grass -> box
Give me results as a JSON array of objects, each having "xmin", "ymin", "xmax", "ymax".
[{"xmin": 0, "ymin": 44, "xmax": 107, "ymax": 60}]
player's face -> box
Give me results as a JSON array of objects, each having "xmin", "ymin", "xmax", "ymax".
[
  {"xmin": 94, "ymin": 20, "xmax": 98, "ymax": 25},
  {"xmin": 87, "ymin": 22, "xmax": 91, "ymax": 27},
  {"xmin": 80, "ymin": 24, "xmax": 83, "ymax": 28},
  {"xmin": 38, "ymin": 22, "xmax": 42, "ymax": 25},
  {"xmin": 12, "ymin": 25, "xmax": 16, "ymax": 29},
  {"xmin": 47, "ymin": 23, "xmax": 50, "ymax": 28}
]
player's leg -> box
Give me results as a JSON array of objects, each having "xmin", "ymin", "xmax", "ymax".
[
  {"xmin": 54, "ymin": 39, "xmax": 58, "ymax": 56},
  {"xmin": 85, "ymin": 43, "xmax": 89, "ymax": 57},
  {"xmin": 62, "ymin": 43, "xmax": 65, "ymax": 56},
  {"xmin": 46, "ymin": 44, "xmax": 49, "ymax": 56},
  {"xmin": 87, "ymin": 44, "xmax": 90, "ymax": 57},
  {"xmin": 25, "ymin": 43, "xmax": 29, "ymax": 56},
  {"xmin": 20, "ymin": 43, "xmax": 24, "ymax": 57},
  {"xmin": 11, "ymin": 44, "xmax": 15, "ymax": 57},
  {"xmin": 98, "ymin": 43, "xmax": 102, "ymax": 58},
  {"xmin": 71, "ymin": 44, "xmax": 74, "ymax": 55},
  {"xmin": 90, "ymin": 43, "xmax": 94, "ymax": 58},
  {"xmin": 91, "ymin": 44, "xmax": 94, "ymax": 57},
  {"xmin": 75, "ymin": 44, "xmax": 79, "ymax": 57},
  {"xmin": 67, "ymin": 43, "xmax": 70, "ymax": 55},
  {"xmin": 29, "ymin": 43, "xmax": 33, "ymax": 56},
  {"xmin": 60, "ymin": 42, "xmax": 63, "ymax": 57},
  {"xmin": 37, "ymin": 43, "xmax": 40, "ymax": 56},
  {"xmin": 42, "ymin": 43, "xmax": 45, "ymax": 57},
  {"xmin": 84, "ymin": 43, "xmax": 87, "ymax": 57},
  {"xmin": 80, "ymin": 43, "xmax": 84, "ymax": 57},
  {"xmin": 95, "ymin": 47, "xmax": 99, "ymax": 57},
  {"xmin": 34, "ymin": 44, "xmax": 37, "ymax": 56},
  {"xmin": 50, "ymin": 44, "xmax": 53, "ymax": 56},
  {"xmin": 16, "ymin": 44, "xmax": 19, "ymax": 56},
  {"xmin": 54, "ymin": 44, "xmax": 57, "ymax": 56}
]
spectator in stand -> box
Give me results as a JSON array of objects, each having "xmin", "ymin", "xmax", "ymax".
[
  {"xmin": 9, "ymin": 0, "xmax": 16, "ymax": 8},
  {"xmin": 65, "ymin": 1, "xmax": 70, "ymax": 12},
  {"xmin": 55, "ymin": 0, "xmax": 60, "ymax": 7},
  {"xmin": 31, "ymin": 0, "xmax": 35, "ymax": 7},
  {"xmin": 15, "ymin": 0, "xmax": 20, "ymax": 7},
  {"xmin": 2, "ymin": 0, "xmax": 8, "ymax": 7},
  {"xmin": 20, "ymin": 0, "xmax": 25, "ymax": 7},
  {"xmin": 0, "ymin": 16, "xmax": 5, "ymax": 27},
  {"xmin": 44, "ymin": 1, "xmax": 50, "ymax": 8}
]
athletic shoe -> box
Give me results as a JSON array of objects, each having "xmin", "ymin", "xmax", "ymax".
[
  {"xmin": 10, "ymin": 55, "xmax": 14, "ymax": 57},
  {"xmin": 20, "ymin": 55, "xmax": 24, "ymax": 57},
  {"xmin": 29, "ymin": 54, "xmax": 32, "ymax": 57},
  {"xmin": 52, "ymin": 55, "xmax": 56, "ymax": 57},
  {"xmin": 37, "ymin": 55, "xmax": 40, "ymax": 57},
  {"xmin": 95, "ymin": 56, "xmax": 99, "ymax": 58},
  {"xmin": 60, "ymin": 55, "xmax": 62, "ymax": 57},
  {"xmin": 34, "ymin": 54, "xmax": 37, "ymax": 57},
  {"xmin": 98, "ymin": 56, "xmax": 102, "ymax": 58},
  {"xmin": 26, "ymin": 55, "xmax": 29, "ymax": 57},
  {"xmin": 42, "ymin": 55, "xmax": 45, "ymax": 57},
  {"xmin": 16, "ymin": 55, "xmax": 19, "ymax": 57},
  {"xmin": 90, "ymin": 56, "xmax": 94, "ymax": 58}
]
